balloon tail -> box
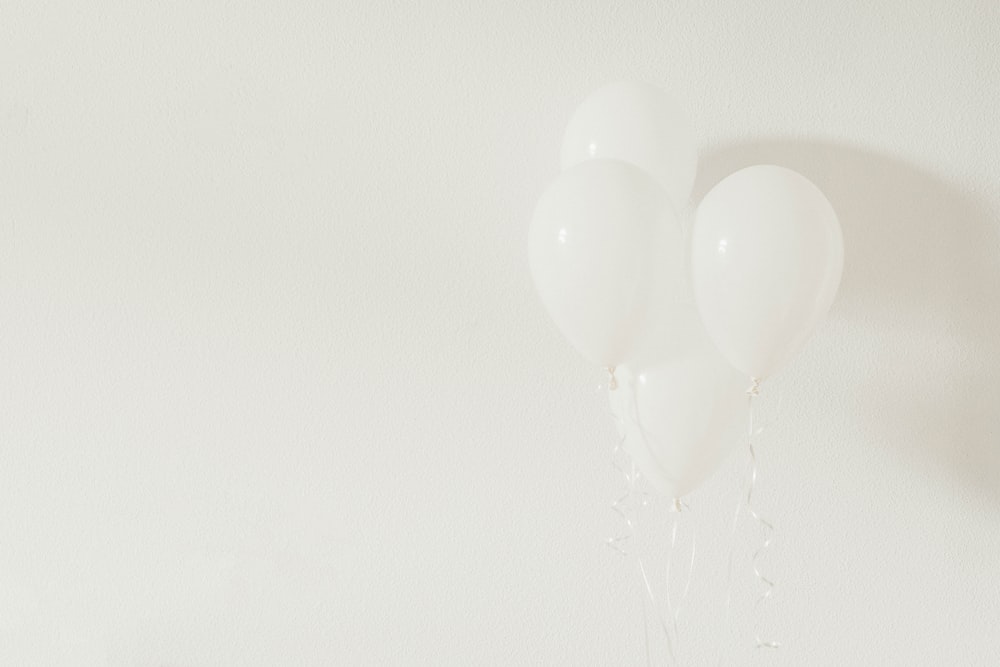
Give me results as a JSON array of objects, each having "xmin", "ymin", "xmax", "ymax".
[{"xmin": 606, "ymin": 366, "xmax": 619, "ymax": 391}]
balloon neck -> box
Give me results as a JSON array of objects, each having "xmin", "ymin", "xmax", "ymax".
[
  {"xmin": 606, "ymin": 366, "xmax": 618, "ymax": 391},
  {"xmin": 746, "ymin": 376, "xmax": 762, "ymax": 397}
]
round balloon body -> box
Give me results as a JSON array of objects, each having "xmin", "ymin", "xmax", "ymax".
[
  {"xmin": 690, "ymin": 165, "xmax": 843, "ymax": 379},
  {"xmin": 561, "ymin": 81, "xmax": 698, "ymax": 212},
  {"xmin": 529, "ymin": 159, "xmax": 682, "ymax": 367},
  {"xmin": 609, "ymin": 306, "xmax": 748, "ymax": 498}
]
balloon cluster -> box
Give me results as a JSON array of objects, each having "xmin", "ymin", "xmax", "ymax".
[{"xmin": 530, "ymin": 82, "xmax": 844, "ymax": 499}]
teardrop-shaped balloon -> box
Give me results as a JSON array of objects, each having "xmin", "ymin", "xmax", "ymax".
[
  {"xmin": 610, "ymin": 306, "xmax": 747, "ymax": 498},
  {"xmin": 529, "ymin": 159, "xmax": 682, "ymax": 366},
  {"xmin": 561, "ymin": 81, "xmax": 698, "ymax": 211},
  {"xmin": 691, "ymin": 165, "xmax": 844, "ymax": 379}
]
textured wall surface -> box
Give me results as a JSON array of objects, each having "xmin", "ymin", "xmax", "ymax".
[{"xmin": 2, "ymin": 1, "xmax": 999, "ymax": 664}]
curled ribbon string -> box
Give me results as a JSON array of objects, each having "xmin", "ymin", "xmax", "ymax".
[
  {"xmin": 607, "ymin": 434, "xmax": 633, "ymax": 557},
  {"xmin": 623, "ymin": 376, "xmax": 681, "ymax": 665},
  {"xmin": 746, "ymin": 378, "xmax": 780, "ymax": 651},
  {"xmin": 605, "ymin": 374, "xmax": 696, "ymax": 665}
]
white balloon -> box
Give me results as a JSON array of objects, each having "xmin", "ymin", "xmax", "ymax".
[
  {"xmin": 529, "ymin": 159, "xmax": 682, "ymax": 366},
  {"xmin": 691, "ymin": 165, "xmax": 844, "ymax": 379},
  {"xmin": 609, "ymin": 306, "xmax": 748, "ymax": 498},
  {"xmin": 561, "ymin": 81, "xmax": 698, "ymax": 211}
]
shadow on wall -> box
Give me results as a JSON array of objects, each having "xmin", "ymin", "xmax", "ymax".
[{"xmin": 696, "ymin": 141, "xmax": 1000, "ymax": 504}]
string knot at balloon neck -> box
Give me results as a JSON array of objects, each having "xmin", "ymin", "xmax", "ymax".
[
  {"xmin": 606, "ymin": 366, "xmax": 618, "ymax": 391},
  {"xmin": 746, "ymin": 377, "xmax": 762, "ymax": 397}
]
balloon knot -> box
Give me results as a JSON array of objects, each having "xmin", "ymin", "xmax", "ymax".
[
  {"xmin": 607, "ymin": 366, "xmax": 618, "ymax": 391},
  {"xmin": 746, "ymin": 377, "xmax": 761, "ymax": 397}
]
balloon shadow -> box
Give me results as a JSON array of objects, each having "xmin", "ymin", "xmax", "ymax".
[{"xmin": 697, "ymin": 141, "xmax": 1000, "ymax": 503}]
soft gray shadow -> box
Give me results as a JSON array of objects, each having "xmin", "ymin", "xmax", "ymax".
[{"xmin": 697, "ymin": 141, "xmax": 1000, "ymax": 502}]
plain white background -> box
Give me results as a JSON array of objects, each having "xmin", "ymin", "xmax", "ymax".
[{"xmin": 2, "ymin": 1, "xmax": 999, "ymax": 664}]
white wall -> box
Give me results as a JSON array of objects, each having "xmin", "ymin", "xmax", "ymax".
[{"xmin": 2, "ymin": 1, "xmax": 999, "ymax": 664}]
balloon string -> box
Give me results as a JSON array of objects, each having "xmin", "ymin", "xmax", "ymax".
[
  {"xmin": 607, "ymin": 442, "xmax": 678, "ymax": 664},
  {"xmin": 641, "ymin": 588, "xmax": 652, "ymax": 667},
  {"xmin": 746, "ymin": 379, "xmax": 780, "ymax": 651},
  {"xmin": 605, "ymin": 378, "xmax": 697, "ymax": 665},
  {"xmin": 637, "ymin": 541, "xmax": 677, "ymax": 665},
  {"xmin": 718, "ymin": 378, "xmax": 784, "ymax": 664},
  {"xmin": 665, "ymin": 500, "xmax": 696, "ymax": 653},
  {"xmin": 717, "ymin": 473, "xmax": 742, "ymax": 666},
  {"xmin": 607, "ymin": 435, "xmax": 632, "ymax": 556},
  {"xmin": 626, "ymin": 375, "xmax": 697, "ymax": 664}
]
